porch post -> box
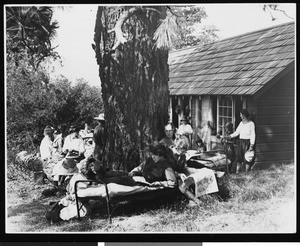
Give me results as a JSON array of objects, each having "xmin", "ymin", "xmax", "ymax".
[
  {"xmin": 178, "ymin": 96, "xmax": 183, "ymax": 123},
  {"xmin": 169, "ymin": 97, "xmax": 173, "ymax": 123},
  {"xmin": 195, "ymin": 97, "xmax": 200, "ymax": 128},
  {"xmin": 189, "ymin": 96, "xmax": 192, "ymax": 119}
]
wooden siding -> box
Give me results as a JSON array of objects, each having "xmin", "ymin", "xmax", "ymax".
[{"xmin": 254, "ymin": 68, "xmax": 295, "ymax": 168}]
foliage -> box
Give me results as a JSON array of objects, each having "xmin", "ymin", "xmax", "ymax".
[
  {"xmin": 261, "ymin": 4, "xmax": 295, "ymax": 21},
  {"xmin": 6, "ymin": 53, "xmax": 103, "ymax": 156},
  {"xmin": 6, "ymin": 6, "xmax": 60, "ymax": 70},
  {"xmin": 161, "ymin": 5, "xmax": 219, "ymax": 50}
]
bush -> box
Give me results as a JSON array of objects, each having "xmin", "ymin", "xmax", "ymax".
[{"xmin": 6, "ymin": 55, "xmax": 104, "ymax": 179}]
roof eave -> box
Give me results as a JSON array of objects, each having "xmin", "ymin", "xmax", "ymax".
[{"xmin": 253, "ymin": 61, "xmax": 295, "ymax": 100}]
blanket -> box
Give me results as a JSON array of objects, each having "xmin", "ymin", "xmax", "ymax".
[
  {"xmin": 68, "ymin": 173, "xmax": 165, "ymax": 198},
  {"xmin": 187, "ymin": 153, "xmax": 230, "ymax": 169}
]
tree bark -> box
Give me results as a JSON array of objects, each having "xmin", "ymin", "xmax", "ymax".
[{"xmin": 94, "ymin": 6, "xmax": 170, "ymax": 171}]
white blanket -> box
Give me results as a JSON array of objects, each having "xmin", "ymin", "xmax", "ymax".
[
  {"xmin": 76, "ymin": 183, "xmax": 165, "ymax": 198},
  {"xmin": 68, "ymin": 174, "xmax": 166, "ymax": 198},
  {"xmin": 71, "ymin": 168, "xmax": 219, "ymax": 199}
]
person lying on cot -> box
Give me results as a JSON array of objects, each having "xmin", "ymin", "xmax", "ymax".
[
  {"xmin": 128, "ymin": 143, "xmax": 177, "ymax": 188},
  {"xmin": 83, "ymin": 157, "xmax": 137, "ymax": 186}
]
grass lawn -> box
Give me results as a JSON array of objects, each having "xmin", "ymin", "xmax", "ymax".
[{"xmin": 6, "ymin": 163, "xmax": 295, "ymax": 233}]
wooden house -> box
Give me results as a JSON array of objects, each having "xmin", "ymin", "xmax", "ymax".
[{"xmin": 168, "ymin": 21, "xmax": 295, "ymax": 169}]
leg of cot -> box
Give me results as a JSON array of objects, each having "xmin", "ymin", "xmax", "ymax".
[
  {"xmin": 106, "ymin": 197, "xmax": 112, "ymax": 224},
  {"xmin": 104, "ymin": 183, "xmax": 112, "ymax": 223},
  {"xmin": 75, "ymin": 181, "xmax": 81, "ymax": 220}
]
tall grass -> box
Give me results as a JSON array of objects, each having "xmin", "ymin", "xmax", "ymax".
[{"xmin": 6, "ymin": 162, "xmax": 295, "ymax": 232}]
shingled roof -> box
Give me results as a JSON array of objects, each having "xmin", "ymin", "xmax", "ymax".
[{"xmin": 168, "ymin": 21, "xmax": 295, "ymax": 97}]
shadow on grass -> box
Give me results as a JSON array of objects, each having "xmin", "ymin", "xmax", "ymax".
[
  {"xmin": 7, "ymin": 197, "xmax": 57, "ymax": 231},
  {"xmin": 7, "ymin": 189, "xmax": 184, "ymax": 232},
  {"xmin": 83, "ymin": 189, "xmax": 184, "ymax": 222}
]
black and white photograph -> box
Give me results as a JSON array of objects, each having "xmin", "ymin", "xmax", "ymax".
[{"xmin": 4, "ymin": 3, "xmax": 296, "ymax": 235}]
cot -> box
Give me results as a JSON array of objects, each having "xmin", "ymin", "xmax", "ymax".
[{"xmin": 74, "ymin": 177, "xmax": 180, "ymax": 223}]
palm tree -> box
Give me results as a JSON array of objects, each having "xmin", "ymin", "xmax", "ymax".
[
  {"xmin": 93, "ymin": 5, "xmax": 219, "ymax": 171},
  {"xmin": 93, "ymin": 6, "xmax": 172, "ymax": 171},
  {"xmin": 6, "ymin": 6, "xmax": 59, "ymax": 69}
]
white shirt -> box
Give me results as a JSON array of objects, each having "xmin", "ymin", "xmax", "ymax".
[
  {"xmin": 62, "ymin": 134, "xmax": 85, "ymax": 155},
  {"xmin": 178, "ymin": 124, "xmax": 193, "ymax": 135},
  {"xmin": 40, "ymin": 135, "xmax": 53, "ymax": 160},
  {"xmin": 230, "ymin": 121, "xmax": 256, "ymax": 145}
]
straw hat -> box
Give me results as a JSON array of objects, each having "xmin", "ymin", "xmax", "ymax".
[
  {"xmin": 57, "ymin": 158, "xmax": 79, "ymax": 175},
  {"xmin": 44, "ymin": 125, "xmax": 54, "ymax": 135},
  {"xmin": 65, "ymin": 150, "xmax": 80, "ymax": 159},
  {"xmin": 244, "ymin": 150, "xmax": 255, "ymax": 162}
]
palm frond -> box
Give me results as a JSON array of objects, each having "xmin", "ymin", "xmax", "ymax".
[{"xmin": 153, "ymin": 14, "xmax": 178, "ymax": 50}]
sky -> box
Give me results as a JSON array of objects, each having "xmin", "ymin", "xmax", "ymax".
[{"xmin": 50, "ymin": 4, "xmax": 296, "ymax": 87}]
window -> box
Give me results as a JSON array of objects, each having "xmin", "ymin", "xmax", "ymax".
[{"xmin": 217, "ymin": 96, "xmax": 233, "ymax": 135}]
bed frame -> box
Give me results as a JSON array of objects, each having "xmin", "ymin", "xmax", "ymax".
[{"xmin": 74, "ymin": 179, "xmax": 180, "ymax": 223}]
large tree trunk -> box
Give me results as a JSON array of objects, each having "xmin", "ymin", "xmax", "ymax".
[{"xmin": 93, "ymin": 6, "xmax": 170, "ymax": 171}]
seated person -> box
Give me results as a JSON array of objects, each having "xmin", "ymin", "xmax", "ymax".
[
  {"xmin": 82, "ymin": 133, "xmax": 95, "ymax": 159},
  {"xmin": 178, "ymin": 116, "xmax": 193, "ymax": 138},
  {"xmin": 83, "ymin": 157, "xmax": 137, "ymax": 186},
  {"xmin": 52, "ymin": 156, "xmax": 79, "ymax": 188},
  {"xmin": 195, "ymin": 138, "xmax": 207, "ymax": 154},
  {"xmin": 159, "ymin": 122, "xmax": 175, "ymax": 148},
  {"xmin": 170, "ymin": 139, "xmax": 202, "ymax": 206},
  {"xmin": 62, "ymin": 125, "xmax": 85, "ymax": 161},
  {"xmin": 174, "ymin": 128, "xmax": 190, "ymax": 150},
  {"xmin": 52, "ymin": 128, "xmax": 65, "ymax": 162},
  {"xmin": 40, "ymin": 125, "xmax": 54, "ymax": 162},
  {"xmin": 128, "ymin": 143, "xmax": 177, "ymax": 188},
  {"xmin": 218, "ymin": 122, "xmax": 236, "ymax": 172}
]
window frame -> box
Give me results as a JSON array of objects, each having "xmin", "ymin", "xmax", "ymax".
[{"xmin": 217, "ymin": 96, "xmax": 235, "ymax": 135}]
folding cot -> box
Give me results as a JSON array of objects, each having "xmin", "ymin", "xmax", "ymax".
[
  {"xmin": 74, "ymin": 177, "xmax": 180, "ymax": 223},
  {"xmin": 73, "ymin": 151, "xmax": 228, "ymax": 223}
]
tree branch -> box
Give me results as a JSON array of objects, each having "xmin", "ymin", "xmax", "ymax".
[{"xmin": 108, "ymin": 6, "xmax": 161, "ymax": 50}]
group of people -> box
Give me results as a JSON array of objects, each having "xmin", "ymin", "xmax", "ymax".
[
  {"xmin": 158, "ymin": 108, "xmax": 256, "ymax": 175},
  {"xmin": 128, "ymin": 134, "xmax": 202, "ymax": 206},
  {"xmin": 39, "ymin": 113, "xmax": 106, "ymax": 187},
  {"xmin": 216, "ymin": 109, "xmax": 256, "ymax": 173},
  {"xmin": 39, "ymin": 108, "xmax": 255, "ymax": 206}
]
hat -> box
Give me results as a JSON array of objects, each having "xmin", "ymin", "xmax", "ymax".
[
  {"xmin": 44, "ymin": 125, "xmax": 54, "ymax": 135},
  {"xmin": 66, "ymin": 150, "xmax": 80, "ymax": 159},
  {"xmin": 69, "ymin": 125, "xmax": 80, "ymax": 134},
  {"xmin": 165, "ymin": 124, "xmax": 173, "ymax": 131},
  {"xmin": 225, "ymin": 122, "xmax": 233, "ymax": 130},
  {"xmin": 58, "ymin": 158, "xmax": 79, "ymax": 175},
  {"xmin": 94, "ymin": 113, "xmax": 105, "ymax": 121},
  {"xmin": 149, "ymin": 143, "xmax": 167, "ymax": 158},
  {"xmin": 195, "ymin": 139, "xmax": 204, "ymax": 147},
  {"xmin": 176, "ymin": 128, "xmax": 183, "ymax": 135},
  {"xmin": 244, "ymin": 150, "xmax": 255, "ymax": 162},
  {"xmin": 180, "ymin": 116, "xmax": 187, "ymax": 121},
  {"xmin": 82, "ymin": 132, "xmax": 93, "ymax": 139}
]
